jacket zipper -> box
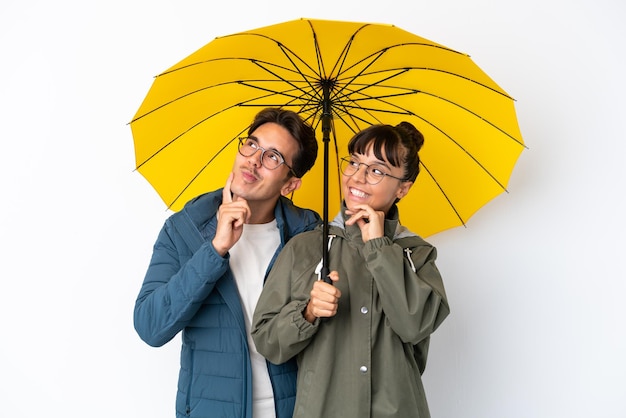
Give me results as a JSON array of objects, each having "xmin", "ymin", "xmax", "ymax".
[{"xmin": 186, "ymin": 345, "xmax": 195, "ymax": 415}]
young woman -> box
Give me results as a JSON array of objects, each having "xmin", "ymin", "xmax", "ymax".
[{"xmin": 252, "ymin": 122, "xmax": 450, "ymax": 417}]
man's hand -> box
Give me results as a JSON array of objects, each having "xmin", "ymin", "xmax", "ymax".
[{"xmin": 212, "ymin": 173, "xmax": 251, "ymax": 256}]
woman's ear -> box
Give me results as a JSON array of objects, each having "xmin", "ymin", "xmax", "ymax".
[{"xmin": 396, "ymin": 181, "xmax": 413, "ymax": 200}]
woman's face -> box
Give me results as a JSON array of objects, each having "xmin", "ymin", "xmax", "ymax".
[{"xmin": 341, "ymin": 144, "xmax": 412, "ymax": 215}]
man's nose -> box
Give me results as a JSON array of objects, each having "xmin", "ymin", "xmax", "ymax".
[{"xmin": 248, "ymin": 148, "xmax": 264, "ymax": 167}]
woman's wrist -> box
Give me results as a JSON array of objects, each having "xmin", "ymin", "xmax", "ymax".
[{"xmin": 303, "ymin": 301, "xmax": 317, "ymax": 323}]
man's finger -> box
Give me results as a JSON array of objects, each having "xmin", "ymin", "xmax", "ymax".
[{"xmin": 222, "ymin": 172, "xmax": 234, "ymax": 203}]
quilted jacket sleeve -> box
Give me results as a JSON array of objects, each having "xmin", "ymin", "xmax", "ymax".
[{"xmin": 133, "ymin": 217, "xmax": 229, "ymax": 347}]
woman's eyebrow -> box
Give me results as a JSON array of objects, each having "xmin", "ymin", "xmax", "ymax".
[{"xmin": 352, "ymin": 154, "xmax": 390, "ymax": 167}]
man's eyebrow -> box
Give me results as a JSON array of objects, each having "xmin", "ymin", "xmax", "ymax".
[{"xmin": 250, "ymin": 135, "xmax": 284, "ymax": 153}]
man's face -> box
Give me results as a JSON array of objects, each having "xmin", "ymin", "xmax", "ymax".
[{"xmin": 229, "ymin": 121, "xmax": 301, "ymax": 204}]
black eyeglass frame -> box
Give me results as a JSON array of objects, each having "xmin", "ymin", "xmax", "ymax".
[
  {"xmin": 238, "ymin": 137, "xmax": 295, "ymax": 174},
  {"xmin": 339, "ymin": 157, "xmax": 406, "ymax": 185}
]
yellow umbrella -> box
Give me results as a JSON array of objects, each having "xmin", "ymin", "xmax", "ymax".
[{"xmin": 131, "ymin": 18, "xmax": 525, "ymax": 240}]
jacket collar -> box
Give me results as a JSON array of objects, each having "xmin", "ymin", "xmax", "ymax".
[
  {"xmin": 329, "ymin": 202, "xmax": 416, "ymax": 241},
  {"xmin": 180, "ymin": 189, "xmax": 321, "ymax": 244}
]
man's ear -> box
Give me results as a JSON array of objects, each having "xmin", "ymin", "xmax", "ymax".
[{"xmin": 281, "ymin": 177, "xmax": 302, "ymax": 196}]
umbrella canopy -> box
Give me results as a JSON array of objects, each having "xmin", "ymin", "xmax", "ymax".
[{"xmin": 130, "ymin": 18, "xmax": 525, "ymax": 239}]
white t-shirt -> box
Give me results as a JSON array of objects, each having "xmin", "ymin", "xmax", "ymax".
[{"xmin": 229, "ymin": 220, "xmax": 280, "ymax": 418}]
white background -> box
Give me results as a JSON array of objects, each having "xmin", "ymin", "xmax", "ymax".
[{"xmin": 1, "ymin": 1, "xmax": 625, "ymax": 417}]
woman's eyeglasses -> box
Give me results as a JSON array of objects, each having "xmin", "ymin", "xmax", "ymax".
[{"xmin": 340, "ymin": 157, "xmax": 405, "ymax": 185}]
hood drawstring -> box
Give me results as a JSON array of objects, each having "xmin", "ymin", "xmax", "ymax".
[
  {"xmin": 315, "ymin": 235, "xmax": 336, "ymax": 281},
  {"xmin": 404, "ymin": 248, "xmax": 416, "ymax": 273}
]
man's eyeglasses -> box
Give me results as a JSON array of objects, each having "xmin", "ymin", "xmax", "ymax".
[
  {"xmin": 238, "ymin": 137, "xmax": 294, "ymax": 173},
  {"xmin": 340, "ymin": 157, "xmax": 406, "ymax": 185}
]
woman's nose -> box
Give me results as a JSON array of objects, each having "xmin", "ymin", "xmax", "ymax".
[{"xmin": 352, "ymin": 164, "xmax": 368, "ymax": 183}]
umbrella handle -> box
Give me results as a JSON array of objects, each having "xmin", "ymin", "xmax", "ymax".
[
  {"xmin": 321, "ymin": 81, "xmax": 333, "ymax": 285},
  {"xmin": 321, "ymin": 266, "xmax": 332, "ymax": 284}
]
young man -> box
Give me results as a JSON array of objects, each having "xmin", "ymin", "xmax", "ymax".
[{"xmin": 134, "ymin": 108, "xmax": 320, "ymax": 418}]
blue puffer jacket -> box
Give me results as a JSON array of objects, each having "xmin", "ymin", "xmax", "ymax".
[{"xmin": 134, "ymin": 190, "xmax": 321, "ymax": 418}]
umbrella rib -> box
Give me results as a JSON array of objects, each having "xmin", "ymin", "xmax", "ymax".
[
  {"xmin": 216, "ymin": 32, "xmax": 326, "ymax": 95},
  {"xmin": 334, "ymin": 64, "xmax": 516, "ymax": 129},
  {"xmin": 135, "ymin": 80, "xmax": 324, "ymax": 168},
  {"xmin": 353, "ymin": 95, "xmax": 513, "ymax": 192},
  {"xmin": 167, "ymin": 140, "xmax": 233, "ymax": 209},
  {"xmin": 133, "ymin": 53, "xmax": 329, "ymax": 167},
  {"xmin": 308, "ymin": 21, "xmax": 329, "ymax": 82},
  {"xmin": 328, "ymin": 62, "xmax": 525, "ymax": 150},
  {"xmin": 134, "ymin": 97, "xmax": 259, "ymax": 169},
  {"xmin": 330, "ymin": 84, "xmax": 524, "ymax": 155},
  {"xmin": 327, "ymin": 85, "xmax": 517, "ymax": 193},
  {"xmin": 246, "ymin": 59, "xmax": 324, "ymax": 107},
  {"xmin": 351, "ymin": 65, "xmax": 513, "ymax": 100},
  {"xmin": 326, "ymin": 50, "xmax": 525, "ymax": 166},
  {"xmin": 339, "ymin": 83, "xmax": 525, "ymax": 149},
  {"xmin": 418, "ymin": 162, "xmax": 468, "ymax": 228},
  {"xmin": 413, "ymin": 112, "xmax": 511, "ymax": 192},
  {"xmin": 314, "ymin": 21, "xmax": 364, "ymax": 82},
  {"xmin": 333, "ymin": 41, "xmax": 513, "ymax": 98},
  {"xmin": 167, "ymin": 133, "xmax": 254, "ymax": 209},
  {"xmin": 131, "ymin": 59, "xmax": 317, "ymax": 123},
  {"xmin": 154, "ymin": 34, "xmax": 317, "ymax": 79}
]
